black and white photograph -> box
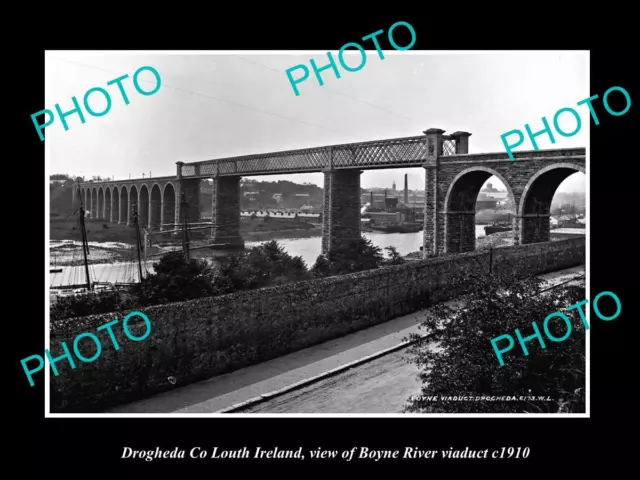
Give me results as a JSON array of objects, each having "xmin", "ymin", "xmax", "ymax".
[{"xmin": 41, "ymin": 50, "xmax": 591, "ymax": 416}]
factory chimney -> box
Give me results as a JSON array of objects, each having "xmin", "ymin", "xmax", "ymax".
[
  {"xmin": 370, "ymin": 191, "xmax": 373, "ymax": 206},
  {"xmin": 404, "ymin": 174, "xmax": 408, "ymax": 204}
]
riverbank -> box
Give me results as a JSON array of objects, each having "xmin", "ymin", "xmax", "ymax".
[
  {"xmin": 50, "ymin": 217, "xmax": 321, "ymax": 243},
  {"xmin": 50, "ymin": 217, "xmax": 323, "ymax": 267},
  {"xmin": 50, "ymin": 219, "xmax": 583, "ymax": 269}
]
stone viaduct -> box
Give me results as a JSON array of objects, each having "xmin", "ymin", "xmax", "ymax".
[{"xmin": 74, "ymin": 128, "xmax": 586, "ymax": 257}]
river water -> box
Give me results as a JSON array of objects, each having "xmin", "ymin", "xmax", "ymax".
[{"xmin": 50, "ymin": 226, "xmax": 488, "ymax": 288}]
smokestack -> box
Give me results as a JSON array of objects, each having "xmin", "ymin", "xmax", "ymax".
[
  {"xmin": 404, "ymin": 174, "xmax": 408, "ymax": 204},
  {"xmin": 370, "ymin": 191, "xmax": 373, "ymax": 206}
]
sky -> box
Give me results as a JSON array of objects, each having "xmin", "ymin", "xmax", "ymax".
[{"xmin": 45, "ymin": 51, "xmax": 587, "ymax": 193}]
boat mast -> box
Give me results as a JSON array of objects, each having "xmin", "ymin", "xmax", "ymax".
[
  {"xmin": 143, "ymin": 229, "xmax": 149, "ymax": 265},
  {"xmin": 180, "ymin": 191, "xmax": 190, "ymax": 261},
  {"xmin": 132, "ymin": 205, "xmax": 144, "ymax": 283},
  {"xmin": 77, "ymin": 184, "xmax": 92, "ymax": 291}
]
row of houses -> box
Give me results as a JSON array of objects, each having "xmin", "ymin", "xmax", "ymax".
[{"xmin": 240, "ymin": 210, "xmax": 323, "ymax": 224}]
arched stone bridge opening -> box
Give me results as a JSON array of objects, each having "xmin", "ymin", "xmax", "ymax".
[
  {"xmin": 74, "ymin": 128, "xmax": 585, "ymax": 258},
  {"xmin": 74, "ymin": 178, "xmax": 178, "ymax": 231},
  {"xmin": 437, "ymin": 156, "xmax": 584, "ymax": 255}
]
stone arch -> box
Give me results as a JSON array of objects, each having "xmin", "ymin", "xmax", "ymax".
[
  {"xmin": 120, "ymin": 186, "xmax": 129, "ymax": 225},
  {"xmin": 443, "ymin": 166, "xmax": 515, "ymax": 254},
  {"xmin": 150, "ymin": 183, "xmax": 162, "ymax": 229},
  {"xmin": 112, "ymin": 186, "xmax": 120, "ymax": 223},
  {"xmin": 97, "ymin": 187, "xmax": 104, "ymax": 220},
  {"xmin": 139, "ymin": 184, "xmax": 150, "ymax": 227},
  {"xmin": 162, "ymin": 182, "xmax": 176, "ymax": 230},
  {"xmin": 91, "ymin": 188, "xmax": 98, "ymax": 219},
  {"xmin": 129, "ymin": 185, "xmax": 138, "ymax": 225},
  {"xmin": 104, "ymin": 187, "xmax": 112, "ymax": 222},
  {"xmin": 517, "ymin": 163, "xmax": 585, "ymax": 244}
]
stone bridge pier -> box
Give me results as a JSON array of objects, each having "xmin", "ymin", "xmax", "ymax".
[
  {"xmin": 321, "ymin": 168, "xmax": 362, "ymax": 255},
  {"xmin": 210, "ymin": 176, "xmax": 243, "ymax": 247},
  {"xmin": 175, "ymin": 162, "xmax": 244, "ymax": 248}
]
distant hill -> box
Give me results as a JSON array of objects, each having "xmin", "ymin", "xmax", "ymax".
[
  {"xmin": 200, "ymin": 179, "xmax": 325, "ymax": 214},
  {"xmin": 551, "ymin": 191, "xmax": 585, "ymax": 207},
  {"xmin": 50, "ymin": 184, "xmax": 76, "ymax": 218}
]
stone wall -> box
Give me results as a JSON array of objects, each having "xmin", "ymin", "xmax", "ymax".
[
  {"xmin": 521, "ymin": 215, "xmax": 551, "ymax": 244},
  {"xmin": 491, "ymin": 236, "xmax": 584, "ymax": 275},
  {"xmin": 49, "ymin": 237, "xmax": 585, "ymax": 413}
]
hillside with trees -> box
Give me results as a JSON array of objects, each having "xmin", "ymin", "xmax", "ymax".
[
  {"xmin": 50, "ymin": 173, "xmax": 83, "ymax": 218},
  {"xmin": 200, "ymin": 179, "xmax": 326, "ymax": 213}
]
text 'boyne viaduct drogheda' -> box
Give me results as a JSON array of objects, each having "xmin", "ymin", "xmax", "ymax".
[{"xmin": 74, "ymin": 128, "xmax": 585, "ymax": 258}]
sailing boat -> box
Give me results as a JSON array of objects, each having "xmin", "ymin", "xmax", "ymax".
[
  {"xmin": 50, "ymin": 182, "xmax": 147, "ymax": 296},
  {"xmin": 50, "ymin": 250, "xmax": 63, "ymax": 273}
]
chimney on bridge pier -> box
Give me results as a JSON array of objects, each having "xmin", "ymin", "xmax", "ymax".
[{"xmin": 451, "ymin": 131, "xmax": 472, "ymax": 154}]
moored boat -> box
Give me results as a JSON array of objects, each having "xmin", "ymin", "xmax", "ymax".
[
  {"xmin": 369, "ymin": 222, "xmax": 423, "ymax": 233},
  {"xmin": 484, "ymin": 225, "xmax": 512, "ymax": 235}
]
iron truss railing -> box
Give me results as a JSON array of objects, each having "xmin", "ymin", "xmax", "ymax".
[
  {"xmin": 442, "ymin": 136, "xmax": 457, "ymax": 156},
  {"xmin": 180, "ymin": 135, "xmax": 441, "ymax": 178}
]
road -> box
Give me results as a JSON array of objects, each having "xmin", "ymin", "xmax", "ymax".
[{"xmin": 241, "ymin": 347, "xmax": 422, "ymax": 413}]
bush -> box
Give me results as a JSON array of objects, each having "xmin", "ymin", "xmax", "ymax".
[
  {"xmin": 310, "ymin": 254, "xmax": 332, "ymax": 278},
  {"xmin": 311, "ymin": 237, "xmax": 384, "ymax": 278},
  {"xmin": 404, "ymin": 268, "xmax": 586, "ymax": 413},
  {"xmin": 213, "ymin": 240, "xmax": 310, "ymax": 292},
  {"xmin": 383, "ymin": 246, "xmax": 405, "ymax": 265},
  {"xmin": 132, "ymin": 251, "xmax": 216, "ymax": 306}
]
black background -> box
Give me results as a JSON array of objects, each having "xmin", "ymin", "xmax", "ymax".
[{"xmin": 15, "ymin": 11, "xmax": 635, "ymax": 475}]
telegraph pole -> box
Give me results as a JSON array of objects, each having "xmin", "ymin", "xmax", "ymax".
[{"xmin": 132, "ymin": 205, "xmax": 144, "ymax": 283}]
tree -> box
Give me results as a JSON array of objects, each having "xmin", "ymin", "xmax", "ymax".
[
  {"xmin": 311, "ymin": 237, "xmax": 384, "ymax": 278},
  {"xmin": 132, "ymin": 251, "xmax": 216, "ymax": 305},
  {"xmin": 383, "ymin": 246, "xmax": 405, "ymax": 265},
  {"xmin": 310, "ymin": 254, "xmax": 332, "ymax": 278},
  {"xmin": 404, "ymin": 268, "xmax": 586, "ymax": 414},
  {"xmin": 50, "ymin": 173, "xmax": 71, "ymax": 180},
  {"xmin": 213, "ymin": 240, "xmax": 310, "ymax": 292}
]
